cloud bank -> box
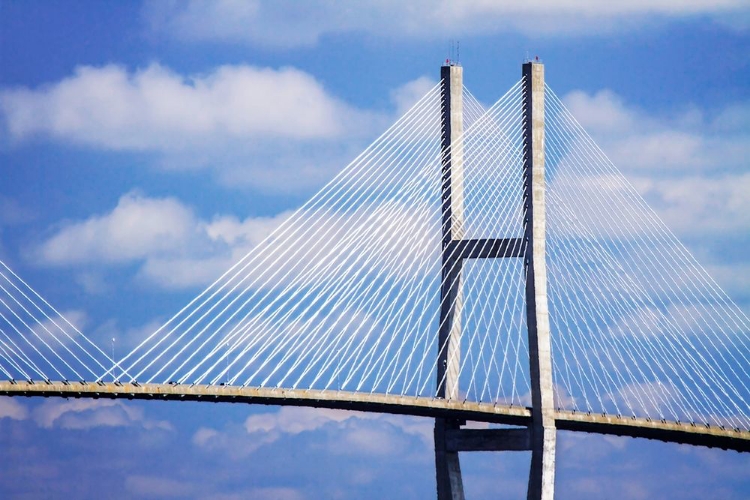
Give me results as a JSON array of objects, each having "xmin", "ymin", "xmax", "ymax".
[
  {"xmin": 0, "ymin": 63, "xmax": 431, "ymax": 192},
  {"xmin": 561, "ymin": 90, "xmax": 750, "ymax": 240},
  {"xmin": 1, "ymin": 63, "xmax": 367, "ymax": 148},
  {"xmin": 143, "ymin": 0, "xmax": 749, "ymax": 46},
  {"xmin": 34, "ymin": 191, "xmax": 292, "ymax": 290},
  {"xmin": 0, "ymin": 397, "xmax": 171, "ymax": 431}
]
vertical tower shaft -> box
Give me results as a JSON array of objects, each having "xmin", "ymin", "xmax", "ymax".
[
  {"xmin": 435, "ymin": 63, "xmax": 466, "ymax": 500},
  {"xmin": 434, "ymin": 61, "xmax": 556, "ymax": 500},
  {"xmin": 437, "ymin": 64, "xmax": 465, "ymax": 400},
  {"xmin": 522, "ymin": 61, "xmax": 556, "ymax": 500}
]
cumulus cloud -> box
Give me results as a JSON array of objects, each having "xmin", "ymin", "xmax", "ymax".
[
  {"xmin": 33, "ymin": 190, "xmax": 213, "ymax": 290},
  {"xmin": 33, "ymin": 191, "xmax": 292, "ymax": 290},
  {"xmin": 559, "ymin": 90, "xmax": 750, "ymax": 241},
  {"xmin": 136, "ymin": 209, "xmax": 295, "ymax": 289},
  {"xmin": 0, "ymin": 63, "xmax": 437, "ymax": 192},
  {"xmin": 562, "ymin": 90, "xmax": 750, "ymax": 174},
  {"xmin": 641, "ymin": 173, "xmax": 750, "ymax": 237},
  {"xmin": 194, "ymin": 406, "xmax": 431, "ymax": 459},
  {"xmin": 36, "ymin": 192, "xmax": 198, "ymax": 266},
  {"xmin": 0, "ymin": 396, "xmax": 28, "ymax": 420},
  {"xmin": 33, "ymin": 188, "xmax": 438, "ymax": 298},
  {"xmin": 0, "ymin": 63, "xmax": 393, "ymax": 192},
  {"xmin": 1, "ymin": 63, "xmax": 368, "ymax": 148},
  {"xmin": 143, "ymin": 0, "xmax": 749, "ymax": 47},
  {"xmin": 32, "ymin": 398, "xmax": 172, "ymax": 430}
]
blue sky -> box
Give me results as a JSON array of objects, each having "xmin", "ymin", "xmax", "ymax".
[{"xmin": 0, "ymin": 1, "xmax": 749, "ymax": 499}]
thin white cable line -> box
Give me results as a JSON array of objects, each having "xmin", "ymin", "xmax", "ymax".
[
  {"xmin": 544, "ymin": 110, "xmax": 748, "ymax": 426},
  {"xmin": 107, "ymin": 84, "xmax": 443, "ymax": 382},
  {"xmin": 0, "ymin": 303, "xmax": 59, "ymax": 381},
  {"xmin": 548, "ymin": 91, "xmax": 742, "ymax": 426},
  {"xmin": 178, "ymin": 103, "xmax": 446, "ymax": 384},
  {"xmin": 0, "ymin": 270, "xmax": 101, "ymax": 379},
  {"xmin": 220, "ymin": 103, "xmax": 446, "ymax": 388},
  {"xmin": 545, "ymin": 130, "xmax": 681, "ymax": 418},
  {"xmin": 544, "ymin": 97, "xmax": 748, "ymax": 426},
  {"xmin": 137, "ymin": 88, "xmax": 444, "ymax": 383},
  {"xmin": 0, "ymin": 330, "xmax": 35, "ymax": 380}
]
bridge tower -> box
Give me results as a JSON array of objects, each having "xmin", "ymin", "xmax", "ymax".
[
  {"xmin": 434, "ymin": 61, "xmax": 556, "ymax": 500},
  {"xmin": 435, "ymin": 62, "xmax": 467, "ymax": 499}
]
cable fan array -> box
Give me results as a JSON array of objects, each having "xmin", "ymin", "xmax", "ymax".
[
  {"xmin": 0, "ymin": 260, "xmax": 111, "ymax": 382},
  {"xmin": 106, "ymin": 80, "xmax": 534, "ymax": 407},
  {"xmin": 0, "ymin": 73, "xmax": 746, "ymax": 433},
  {"xmin": 544, "ymin": 85, "xmax": 750, "ymax": 430}
]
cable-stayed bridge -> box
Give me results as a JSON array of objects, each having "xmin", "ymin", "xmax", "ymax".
[{"xmin": 0, "ymin": 61, "xmax": 748, "ymax": 500}]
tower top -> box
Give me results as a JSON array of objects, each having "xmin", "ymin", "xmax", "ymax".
[{"xmin": 523, "ymin": 55, "xmax": 543, "ymax": 65}]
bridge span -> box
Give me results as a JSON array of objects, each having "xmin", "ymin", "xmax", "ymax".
[
  {"xmin": 0, "ymin": 59, "xmax": 748, "ymax": 500},
  {"xmin": 2, "ymin": 381, "xmax": 747, "ymax": 453}
]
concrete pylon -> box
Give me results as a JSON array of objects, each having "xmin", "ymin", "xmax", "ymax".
[
  {"xmin": 522, "ymin": 61, "xmax": 556, "ymax": 500},
  {"xmin": 435, "ymin": 62, "xmax": 466, "ymax": 500},
  {"xmin": 433, "ymin": 61, "xmax": 556, "ymax": 500}
]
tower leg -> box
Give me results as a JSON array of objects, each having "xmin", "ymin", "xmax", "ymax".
[
  {"xmin": 435, "ymin": 63, "xmax": 466, "ymax": 500},
  {"xmin": 522, "ymin": 60, "xmax": 557, "ymax": 500},
  {"xmin": 527, "ymin": 425, "xmax": 556, "ymax": 500},
  {"xmin": 435, "ymin": 418, "xmax": 465, "ymax": 500}
]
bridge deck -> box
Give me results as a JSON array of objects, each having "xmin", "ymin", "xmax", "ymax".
[{"xmin": 1, "ymin": 381, "xmax": 747, "ymax": 452}]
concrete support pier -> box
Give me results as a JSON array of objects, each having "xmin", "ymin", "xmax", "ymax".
[{"xmin": 522, "ymin": 61, "xmax": 557, "ymax": 500}]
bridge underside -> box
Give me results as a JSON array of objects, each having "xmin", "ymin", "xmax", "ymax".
[{"xmin": 1, "ymin": 381, "xmax": 747, "ymax": 452}]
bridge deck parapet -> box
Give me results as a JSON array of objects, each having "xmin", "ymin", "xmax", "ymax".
[
  {"xmin": 1, "ymin": 381, "xmax": 747, "ymax": 452},
  {"xmin": 0, "ymin": 381, "xmax": 531, "ymax": 425}
]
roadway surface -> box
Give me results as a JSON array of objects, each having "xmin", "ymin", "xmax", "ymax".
[{"xmin": 1, "ymin": 381, "xmax": 747, "ymax": 452}]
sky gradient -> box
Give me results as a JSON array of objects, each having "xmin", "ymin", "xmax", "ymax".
[{"xmin": 1, "ymin": 1, "xmax": 749, "ymax": 499}]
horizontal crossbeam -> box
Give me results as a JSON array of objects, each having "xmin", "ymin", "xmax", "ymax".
[{"xmin": 446, "ymin": 427, "xmax": 531, "ymax": 452}]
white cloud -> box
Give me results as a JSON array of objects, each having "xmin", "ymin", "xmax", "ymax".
[
  {"xmin": 0, "ymin": 64, "xmax": 436, "ymax": 193},
  {"xmin": 136, "ymin": 210, "xmax": 294, "ymax": 289},
  {"xmin": 213, "ymin": 488, "xmax": 305, "ymax": 500},
  {"xmin": 0, "ymin": 63, "xmax": 390, "ymax": 192},
  {"xmin": 1, "ymin": 63, "xmax": 367, "ymax": 148},
  {"xmin": 194, "ymin": 406, "xmax": 431, "ymax": 459},
  {"xmin": 390, "ymin": 76, "xmax": 437, "ymax": 116},
  {"xmin": 143, "ymin": 0, "xmax": 749, "ymax": 47},
  {"xmin": 639, "ymin": 173, "xmax": 750, "ymax": 238},
  {"xmin": 126, "ymin": 472, "xmax": 306, "ymax": 500},
  {"xmin": 562, "ymin": 90, "xmax": 750, "ymax": 174},
  {"xmin": 74, "ymin": 271, "xmax": 112, "ymax": 295},
  {"xmin": 0, "ymin": 396, "xmax": 28, "ymax": 420},
  {"xmin": 33, "ymin": 191, "xmax": 292, "ymax": 290},
  {"xmin": 36, "ymin": 191, "xmax": 198, "ymax": 266},
  {"xmin": 558, "ymin": 90, "xmax": 750, "ymax": 241},
  {"xmin": 34, "ymin": 189, "xmax": 438, "ymax": 296},
  {"xmin": 244, "ymin": 406, "xmax": 360, "ymax": 435},
  {"xmin": 32, "ymin": 398, "xmax": 172, "ymax": 430}
]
